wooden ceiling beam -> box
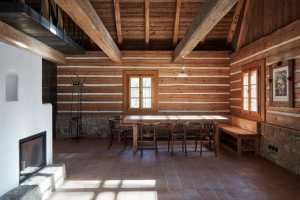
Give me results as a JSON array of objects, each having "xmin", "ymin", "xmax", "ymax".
[
  {"xmin": 0, "ymin": 21, "xmax": 65, "ymax": 64},
  {"xmin": 173, "ymin": 0, "xmax": 238, "ymax": 62},
  {"xmin": 55, "ymin": 0, "xmax": 121, "ymax": 62},
  {"xmin": 173, "ymin": 0, "xmax": 182, "ymax": 46},
  {"xmin": 227, "ymin": 0, "xmax": 244, "ymax": 44},
  {"xmin": 114, "ymin": 0, "xmax": 123, "ymax": 45},
  {"xmin": 236, "ymin": 0, "xmax": 251, "ymax": 50},
  {"xmin": 144, "ymin": 0, "xmax": 150, "ymax": 47}
]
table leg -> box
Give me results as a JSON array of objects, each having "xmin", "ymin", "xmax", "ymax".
[
  {"xmin": 215, "ymin": 127, "xmax": 220, "ymax": 156},
  {"xmin": 132, "ymin": 124, "xmax": 138, "ymax": 152},
  {"xmin": 237, "ymin": 137, "xmax": 242, "ymax": 156}
]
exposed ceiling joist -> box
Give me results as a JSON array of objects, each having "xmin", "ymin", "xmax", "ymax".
[
  {"xmin": 173, "ymin": 0, "xmax": 238, "ymax": 62},
  {"xmin": 0, "ymin": 21, "xmax": 65, "ymax": 64},
  {"xmin": 227, "ymin": 0, "xmax": 244, "ymax": 44},
  {"xmin": 114, "ymin": 0, "xmax": 123, "ymax": 45},
  {"xmin": 173, "ymin": 0, "xmax": 182, "ymax": 46},
  {"xmin": 236, "ymin": 0, "xmax": 251, "ymax": 50},
  {"xmin": 144, "ymin": 0, "xmax": 150, "ymax": 47},
  {"xmin": 55, "ymin": 0, "xmax": 121, "ymax": 62}
]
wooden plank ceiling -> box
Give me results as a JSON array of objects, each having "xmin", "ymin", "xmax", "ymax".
[{"xmin": 90, "ymin": 0, "xmax": 235, "ymax": 51}]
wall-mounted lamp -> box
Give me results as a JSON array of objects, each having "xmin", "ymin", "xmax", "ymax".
[{"xmin": 177, "ymin": 66, "xmax": 188, "ymax": 77}]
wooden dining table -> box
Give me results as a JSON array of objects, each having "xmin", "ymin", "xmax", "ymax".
[{"xmin": 122, "ymin": 115, "xmax": 229, "ymax": 152}]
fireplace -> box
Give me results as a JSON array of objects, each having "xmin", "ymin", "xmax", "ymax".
[{"xmin": 19, "ymin": 132, "xmax": 46, "ymax": 183}]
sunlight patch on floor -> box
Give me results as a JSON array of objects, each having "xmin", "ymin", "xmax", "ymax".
[
  {"xmin": 116, "ymin": 191, "xmax": 158, "ymax": 200},
  {"xmin": 103, "ymin": 180, "xmax": 121, "ymax": 188},
  {"xmin": 95, "ymin": 192, "xmax": 116, "ymax": 200},
  {"xmin": 61, "ymin": 180, "xmax": 102, "ymax": 189},
  {"xmin": 50, "ymin": 179, "xmax": 158, "ymax": 200},
  {"xmin": 121, "ymin": 180, "xmax": 156, "ymax": 188},
  {"xmin": 50, "ymin": 192, "xmax": 95, "ymax": 200}
]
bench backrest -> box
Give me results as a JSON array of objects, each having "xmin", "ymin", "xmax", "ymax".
[{"xmin": 230, "ymin": 116, "xmax": 258, "ymax": 133}]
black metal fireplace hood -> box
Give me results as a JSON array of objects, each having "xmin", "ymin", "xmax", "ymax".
[{"xmin": 19, "ymin": 131, "xmax": 47, "ymax": 183}]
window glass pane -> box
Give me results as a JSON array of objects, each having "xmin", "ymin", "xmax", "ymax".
[
  {"xmin": 130, "ymin": 88, "xmax": 139, "ymax": 98},
  {"xmin": 143, "ymin": 87, "xmax": 151, "ymax": 98},
  {"xmin": 243, "ymin": 98, "xmax": 249, "ymax": 110},
  {"xmin": 250, "ymin": 70, "xmax": 257, "ymax": 84},
  {"xmin": 143, "ymin": 98, "xmax": 152, "ymax": 108},
  {"xmin": 251, "ymin": 99, "xmax": 257, "ymax": 112},
  {"xmin": 243, "ymin": 73, "xmax": 248, "ymax": 85},
  {"xmin": 243, "ymin": 85, "xmax": 248, "ymax": 98},
  {"xmin": 130, "ymin": 77, "xmax": 139, "ymax": 88},
  {"xmin": 143, "ymin": 77, "xmax": 151, "ymax": 87},
  {"xmin": 130, "ymin": 98, "xmax": 139, "ymax": 108},
  {"xmin": 251, "ymin": 85, "xmax": 257, "ymax": 98}
]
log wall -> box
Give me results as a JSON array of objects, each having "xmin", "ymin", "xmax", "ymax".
[
  {"xmin": 57, "ymin": 51, "xmax": 231, "ymax": 115},
  {"xmin": 231, "ymin": 19, "xmax": 300, "ymax": 175}
]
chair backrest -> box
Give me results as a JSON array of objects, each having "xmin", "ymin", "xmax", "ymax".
[
  {"xmin": 171, "ymin": 121, "xmax": 186, "ymax": 133},
  {"xmin": 108, "ymin": 119, "xmax": 114, "ymax": 129},
  {"xmin": 201, "ymin": 121, "xmax": 215, "ymax": 135},
  {"xmin": 139, "ymin": 122, "xmax": 159, "ymax": 135},
  {"xmin": 185, "ymin": 121, "xmax": 202, "ymax": 134},
  {"xmin": 108, "ymin": 117, "xmax": 121, "ymax": 130}
]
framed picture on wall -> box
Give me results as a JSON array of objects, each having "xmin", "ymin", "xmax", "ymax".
[{"xmin": 269, "ymin": 59, "xmax": 294, "ymax": 107}]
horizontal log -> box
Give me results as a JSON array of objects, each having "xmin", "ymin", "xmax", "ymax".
[
  {"xmin": 159, "ymin": 85, "xmax": 229, "ymax": 93},
  {"xmin": 57, "ymin": 86, "xmax": 122, "ymax": 93},
  {"xmin": 159, "ymin": 93, "xmax": 229, "ymax": 101},
  {"xmin": 159, "ymin": 77, "xmax": 229, "ymax": 84},
  {"xmin": 267, "ymin": 112, "xmax": 300, "ymax": 130},
  {"xmin": 57, "ymin": 94, "xmax": 123, "ymax": 101},
  {"xmin": 57, "ymin": 103, "xmax": 123, "ymax": 111},
  {"xmin": 57, "ymin": 77, "xmax": 122, "ymax": 84},
  {"xmin": 159, "ymin": 103, "xmax": 229, "ymax": 110},
  {"xmin": 230, "ymin": 91, "xmax": 242, "ymax": 98}
]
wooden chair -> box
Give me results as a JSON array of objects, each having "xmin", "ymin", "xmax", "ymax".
[
  {"xmin": 138, "ymin": 122, "xmax": 160, "ymax": 156},
  {"xmin": 170, "ymin": 121, "xmax": 187, "ymax": 156},
  {"xmin": 199, "ymin": 121, "xmax": 217, "ymax": 156},
  {"xmin": 185, "ymin": 121, "xmax": 203, "ymax": 152},
  {"xmin": 108, "ymin": 117, "xmax": 132, "ymax": 149},
  {"xmin": 155, "ymin": 122, "xmax": 172, "ymax": 151}
]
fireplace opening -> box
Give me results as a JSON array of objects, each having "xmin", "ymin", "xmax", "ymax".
[{"xmin": 19, "ymin": 131, "xmax": 46, "ymax": 183}]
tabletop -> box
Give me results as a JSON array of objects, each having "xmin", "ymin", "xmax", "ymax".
[{"xmin": 123, "ymin": 115, "xmax": 229, "ymax": 122}]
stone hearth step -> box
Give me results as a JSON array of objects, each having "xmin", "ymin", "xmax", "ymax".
[{"xmin": 0, "ymin": 164, "xmax": 66, "ymax": 200}]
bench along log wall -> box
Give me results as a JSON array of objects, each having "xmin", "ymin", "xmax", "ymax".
[{"xmin": 56, "ymin": 51, "xmax": 230, "ymax": 137}]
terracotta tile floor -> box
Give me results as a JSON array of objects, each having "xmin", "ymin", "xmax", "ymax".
[{"xmin": 50, "ymin": 139, "xmax": 300, "ymax": 200}]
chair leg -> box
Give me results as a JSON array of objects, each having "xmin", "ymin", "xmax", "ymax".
[
  {"xmin": 181, "ymin": 139, "xmax": 184, "ymax": 152},
  {"xmin": 108, "ymin": 132, "xmax": 114, "ymax": 149},
  {"xmin": 200, "ymin": 141, "xmax": 203, "ymax": 156},
  {"xmin": 214, "ymin": 142, "xmax": 217, "ymax": 157},
  {"xmin": 167, "ymin": 134, "xmax": 170, "ymax": 152},
  {"xmin": 140, "ymin": 133, "xmax": 143, "ymax": 157},
  {"xmin": 154, "ymin": 133, "xmax": 158, "ymax": 154},
  {"xmin": 195, "ymin": 140, "xmax": 198, "ymax": 152},
  {"xmin": 171, "ymin": 135, "xmax": 174, "ymax": 155},
  {"xmin": 123, "ymin": 131, "xmax": 128, "ymax": 148},
  {"xmin": 184, "ymin": 136, "xmax": 187, "ymax": 156}
]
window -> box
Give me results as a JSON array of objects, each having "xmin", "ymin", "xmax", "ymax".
[
  {"xmin": 123, "ymin": 71, "xmax": 158, "ymax": 113},
  {"xmin": 129, "ymin": 77, "xmax": 152, "ymax": 109},
  {"xmin": 242, "ymin": 67, "xmax": 258, "ymax": 116}
]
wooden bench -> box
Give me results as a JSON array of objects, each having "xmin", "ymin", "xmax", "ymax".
[{"xmin": 215, "ymin": 116, "xmax": 260, "ymax": 155}]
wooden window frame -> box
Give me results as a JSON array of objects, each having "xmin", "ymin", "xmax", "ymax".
[
  {"xmin": 241, "ymin": 60, "xmax": 265, "ymax": 121},
  {"xmin": 123, "ymin": 70, "xmax": 158, "ymax": 114}
]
